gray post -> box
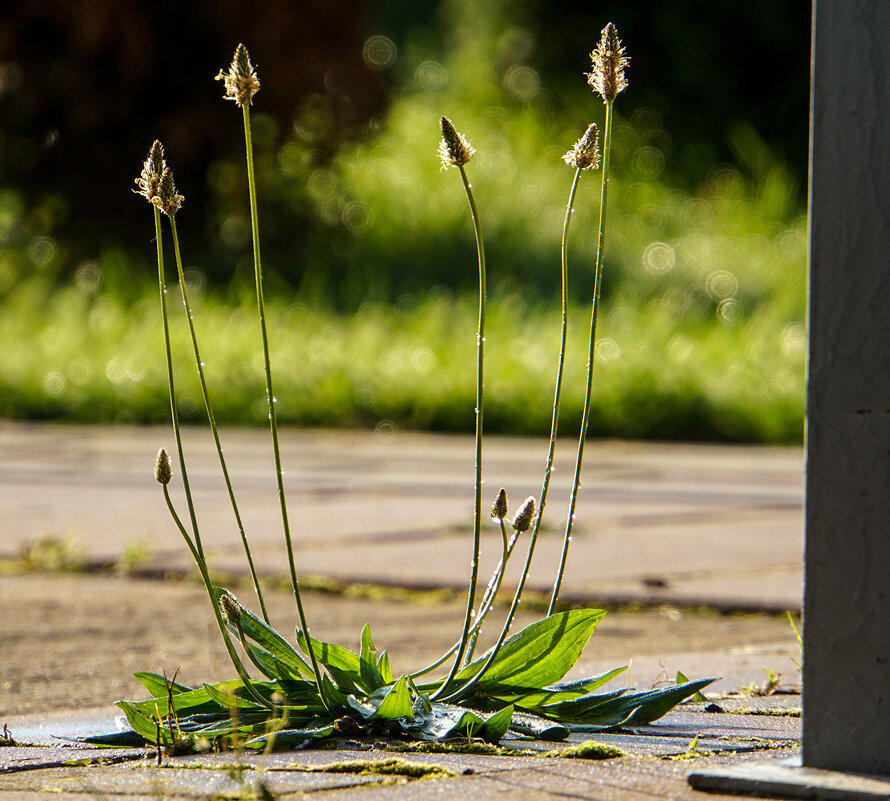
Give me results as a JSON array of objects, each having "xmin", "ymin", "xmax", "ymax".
[{"xmin": 804, "ymin": 0, "xmax": 890, "ymax": 775}]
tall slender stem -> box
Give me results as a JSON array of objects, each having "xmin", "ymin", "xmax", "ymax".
[
  {"xmin": 431, "ymin": 163, "xmax": 486, "ymax": 701},
  {"xmin": 240, "ymin": 103, "xmax": 327, "ymax": 703},
  {"xmin": 168, "ymin": 216, "xmax": 269, "ymax": 622},
  {"xmin": 161, "ymin": 486, "xmax": 271, "ymax": 710},
  {"xmin": 548, "ymin": 100, "xmax": 615, "ymax": 616},
  {"xmin": 438, "ymin": 167, "xmax": 583, "ymax": 704},
  {"xmin": 155, "ymin": 208, "xmax": 202, "ymax": 561},
  {"xmin": 410, "ymin": 530, "xmax": 518, "ymax": 680}
]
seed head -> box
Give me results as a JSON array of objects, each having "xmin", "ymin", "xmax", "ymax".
[
  {"xmin": 511, "ymin": 496, "xmax": 536, "ymax": 533},
  {"xmin": 215, "ymin": 44, "xmax": 261, "ymax": 107},
  {"xmin": 563, "ymin": 123, "xmax": 600, "ymax": 170},
  {"xmin": 586, "ymin": 23, "xmax": 629, "ymax": 103},
  {"xmin": 134, "ymin": 140, "xmax": 166, "ymax": 204},
  {"xmin": 438, "ymin": 116, "xmax": 475, "ymax": 170},
  {"xmin": 219, "ymin": 592, "xmax": 243, "ymax": 625},
  {"xmin": 152, "ymin": 167, "xmax": 184, "ymax": 217},
  {"xmin": 154, "ymin": 448, "xmax": 172, "ymax": 485},
  {"xmin": 491, "ymin": 488, "xmax": 508, "ymax": 522}
]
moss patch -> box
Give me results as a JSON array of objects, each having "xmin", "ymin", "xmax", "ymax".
[{"xmin": 295, "ymin": 757, "xmax": 457, "ymax": 780}]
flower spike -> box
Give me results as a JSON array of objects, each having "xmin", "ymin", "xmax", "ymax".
[
  {"xmin": 134, "ymin": 140, "xmax": 166, "ymax": 204},
  {"xmin": 563, "ymin": 123, "xmax": 600, "ymax": 170},
  {"xmin": 587, "ymin": 23, "xmax": 629, "ymax": 103},
  {"xmin": 216, "ymin": 43, "xmax": 261, "ymax": 107},
  {"xmin": 438, "ymin": 116, "xmax": 475, "ymax": 170}
]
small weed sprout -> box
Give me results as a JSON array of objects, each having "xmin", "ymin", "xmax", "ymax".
[{"xmin": 94, "ymin": 27, "xmax": 714, "ymax": 752}]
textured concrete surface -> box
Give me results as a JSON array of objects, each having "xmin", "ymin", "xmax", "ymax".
[{"xmin": 0, "ymin": 421, "xmax": 804, "ymax": 612}]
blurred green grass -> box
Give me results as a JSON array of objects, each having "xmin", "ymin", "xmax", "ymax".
[{"xmin": 0, "ymin": 1, "xmax": 807, "ymax": 443}]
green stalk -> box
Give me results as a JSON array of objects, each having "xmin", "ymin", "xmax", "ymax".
[
  {"xmin": 437, "ymin": 166, "xmax": 583, "ymax": 704},
  {"xmin": 154, "ymin": 207, "xmax": 203, "ymax": 561},
  {"xmin": 240, "ymin": 103, "xmax": 327, "ymax": 704},
  {"xmin": 161, "ymin": 485, "xmax": 272, "ymax": 710},
  {"xmin": 410, "ymin": 529, "xmax": 518, "ymax": 680},
  {"xmin": 168, "ymin": 216, "xmax": 269, "ymax": 623},
  {"xmin": 463, "ymin": 521, "xmax": 514, "ymax": 665},
  {"xmin": 430, "ymin": 163, "xmax": 486, "ymax": 701},
  {"xmin": 548, "ymin": 100, "xmax": 615, "ymax": 616}
]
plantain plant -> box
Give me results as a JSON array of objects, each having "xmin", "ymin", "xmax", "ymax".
[{"xmin": 91, "ymin": 29, "xmax": 712, "ymax": 753}]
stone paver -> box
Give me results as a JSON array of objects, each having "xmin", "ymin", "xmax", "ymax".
[{"xmin": 0, "ymin": 421, "xmax": 804, "ymax": 612}]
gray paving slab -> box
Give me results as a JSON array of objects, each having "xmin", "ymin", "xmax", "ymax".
[
  {"xmin": 0, "ymin": 421, "xmax": 804, "ymax": 612},
  {"xmin": 689, "ymin": 757, "xmax": 890, "ymax": 800}
]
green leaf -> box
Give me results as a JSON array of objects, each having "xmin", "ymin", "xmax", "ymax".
[
  {"xmin": 481, "ymin": 667, "xmax": 628, "ymax": 708},
  {"xmin": 372, "ymin": 675, "xmax": 414, "ymax": 720},
  {"xmin": 296, "ymin": 628, "xmax": 365, "ymax": 694},
  {"xmin": 79, "ymin": 730, "xmax": 152, "ymax": 747},
  {"xmin": 203, "ymin": 683, "xmax": 264, "ymax": 710},
  {"xmin": 377, "ymin": 650, "xmax": 394, "ymax": 684},
  {"xmin": 456, "ymin": 609, "xmax": 606, "ymax": 690},
  {"xmin": 117, "ymin": 701, "xmax": 169, "ymax": 746},
  {"xmin": 539, "ymin": 688, "xmax": 629, "ymax": 719},
  {"xmin": 625, "ymin": 678, "xmax": 717, "ymax": 725},
  {"xmin": 360, "ymin": 624, "xmax": 386, "ymax": 691},
  {"xmin": 212, "ymin": 588, "xmax": 313, "ymax": 680},
  {"xmin": 508, "ymin": 711, "xmax": 570, "ymax": 741},
  {"xmin": 479, "ymin": 704, "xmax": 514, "ymax": 742},
  {"xmin": 676, "ymin": 671, "xmax": 707, "ymax": 703},
  {"xmin": 401, "ymin": 703, "xmax": 514, "ymax": 743},
  {"xmin": 244, "ymin": 724, "xmax": 336, "ymax": 750},
  {"xmin": 134, "ymin": 672, "xmax": 194, "ymax": 698}
]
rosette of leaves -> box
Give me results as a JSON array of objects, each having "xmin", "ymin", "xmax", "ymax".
[{"xmin": 85, "ymin": 591, "xmax": 713, "ymax": 751}]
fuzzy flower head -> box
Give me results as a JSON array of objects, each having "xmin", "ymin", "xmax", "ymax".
[
  {"xmin": 491, "ymin": 488, "xmax": 508, "ymax": 522},
  {"xmin": 215, "ymin": 43, "xmax": 260, "ymax": 107},
  {"xmin": 586, "ymin": 23, "xmax": 628, "ymax": 103},
  {"xmin": 154, "ymin": 448, "xmax": 172, "ymax": 485},
  {"xmin": 438, "ymin": 116, "xmax": 475, "ymax": 170},
  {"xmin": 134, "ymin": 140, "xmax": 166, "ymax": 204},
  {"xmin": 563, "ymin": 123, "xmax": 600, "ymax": 170},
  {"xmin": 151, "ymin": 167, "xmax": 184, "ymax": 217},
  {"xmin": 511, "ymin": 496, "xmax": 536, "ymax": 533},
  {"xmin": 219, "ymin": 592, "xmax": 243, "ymax": 625}
]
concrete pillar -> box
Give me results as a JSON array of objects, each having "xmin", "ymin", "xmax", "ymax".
[{"xmin": 804, "ymin": 0, "xmax": 890, "ymax": 774}]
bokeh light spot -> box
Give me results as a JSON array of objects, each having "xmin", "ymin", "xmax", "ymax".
[
  {"xmin": 362, "ymin": 36, "xmax": 397, "ymax": 70},
  {"xmin": 642, "ymin": 242, "xmax": 675, "ymax": 274}
]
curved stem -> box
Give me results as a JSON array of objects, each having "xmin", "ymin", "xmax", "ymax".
[
  {"xmin": 410, "ymin": 529, "xmax": 519, "ymax": 680},
  {"xmin": 430, "ymin": 163, "xmax": 486, "ymax": 701},
  {"xmin": 241, "ymin": 103, "xmax": 327, "ymax": 706},
  {"xmin": 463, "ymin": 521, "xmax": 513, "ymax": 665},
  {"xmin": 162, "ymin": 486, "xmax": 272, "ymax": 710},
  {"xmin": 155, "ymin": 208, "xmax": 202, "ymax": 561},
  {"xmin": 168, "ymin": 216, "xmax": 269, "ymax": 623},
  {"xmin": 438, "ymin": 165, "xmax": 585, "ymax": 704},
  {"xmin": 548, "ymin": 100, "xmax": 615, "ymax": 616}
]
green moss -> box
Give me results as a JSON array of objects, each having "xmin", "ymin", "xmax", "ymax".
[
  {"xmin": 542, "ymin": 740, "xmax": 627, "ymax": 760},
  {"xmin": 298, "ymin": 757, "xmax": 457, "ymax": 780}
]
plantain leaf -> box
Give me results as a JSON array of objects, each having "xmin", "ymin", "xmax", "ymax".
[
  {"xmin": 625, "ymin": 678, "xmax": 717, "ymax": 725},
  {"xmin": 377, "ymin": 650, "xmax": 394, "ymax": 684},
  {"xmin": 117, "ymin": 701, "xmax": 169, "ymax": 746},
  {"xmin": 212, "ymin": 588, "xmax": 313, "ymax": 679},
  {"xmin": 203, "ymin": 682, "xmax": 264, "ymax": 710},
  {"xmin": 508, "ymin": 710, "xmax": 570, "ymax": 741},
  {"xmin": 359, "ymin": 624, "xmax": 386, "ymax": 692},
  {"xmin": 479, "ymin": 704, "xmax": 514, "ymax": 742},
  {"xmin": 401, "ymin": 703, "xmax": 513, "ymax": 743},
  {"xmin": 480, "ymin": 667, "xmax": 629, "ymax": 708},
  {"xmin": 455, "ymin": 609, "xmax": 606, "ymax": 690},
  {"xmin": 371, "ymin": 675, "xmax": 414, "ymax": 720},
  {"xmin": 297, "ymin": 629, "xmax": 366, "ymax": 694},
  {"xmin": 244, "ymin": 724, "xmax": 336, "ymax": 750},
  {"xmin": 676, "ymin": 671, "xmax": 708, "ymax": 703},
  {"xmin": 134, "ymin": 672, "xmax": 193, "ymax": 698}
]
